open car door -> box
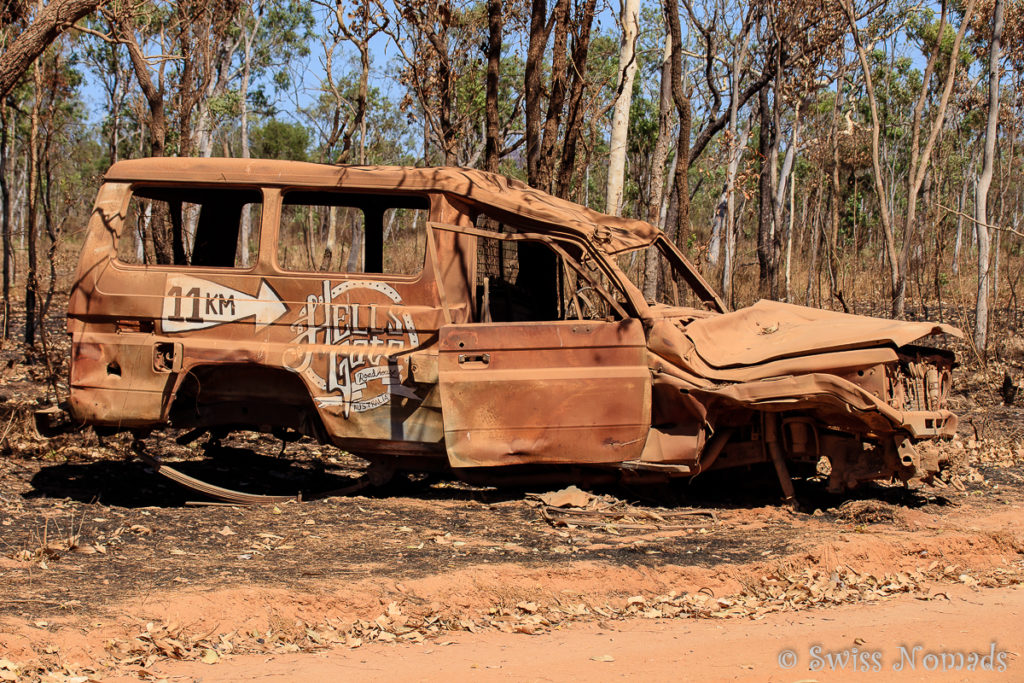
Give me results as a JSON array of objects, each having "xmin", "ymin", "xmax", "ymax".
[{"xmin": 431, "ymin": 221, "xmax": 651, "ymax": 468}]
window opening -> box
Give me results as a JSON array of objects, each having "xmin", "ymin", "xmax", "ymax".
[
  {"xmin": 119, "ymin": 186, "xmax": 262, "ymax": 268},
  {"xmin": 620, "ymin": 238, "xmax": 725, "ymax": 312},
  {"xmin": 277, "ymin": 191, "xmax": 429, "ymax": 275},
  {"xmin": 465, "ymin": 217, "xmax": 628, "ymax": 322}
]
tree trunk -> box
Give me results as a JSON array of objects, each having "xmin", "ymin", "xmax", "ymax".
[
  {"xmin": 122, "ymin": 30, "xmax": 166, "ymax": 158},
  {"xmin": 239, "ymin": 28, "xmax": 253, "ymax": 266},
  {"xmin": 712, "ymin": 21, "xmax": 754, "ymax": 297},
  {"xmin": 106, "ymin": 41, "xmax": 124, "ymax": 164},
  {"xmin": 772, "ymin": 102, "xmax": 800, "ymax": 301},
  {"xmin": 827, "ymin": 78, "xmax": 845, "ymax": 308},
  {"xmin": 643, "ymin": 30, "xmax": 674, "ymax": 302},
  {"xmin": 348, "ymin": 15, "xmax": 372, "ymax": 265},
  {"xmin": 415, "ymin": 4, "xmax": 456, "ymax": 166},
  {"xmin": 828, "ymin": 153, "xmax": 842, "ymax": 307},
  {"xmin": 604, "ymin": 0, "xmax": 639, "ymax": 216},
  {"xmin": 524, "ymin": 0, "xmax": 549, "ymax": 184},
  {"xmin": 0, "ymin": 102, "xmax": 11, "ymax": 339},
  {"xmin": 709, "ymin": 186, "xmax": 725, "ymax": 266},
  {"xmin": 554, "ymin": 0, "xmax": 598, "ymax": 199},
  {"xmin": 41, "ymin": 80, "xmax": 59, "ymax": 318},
  {"xmin": 0, "ymin": 0, "xmax": 104, "ymax": 100},
  {"xmin": 345, "ymin": 210, "xmax": 363, "ymax": 272},
  {"xmin": 664, "ymin": 0, "xmax": 690, "ymax": 249},
  {"xmin": 24, "ymin": 60, "xmax": 41, "ymax": 349},
  {"xmin": 534, "ymin": 0, "xmax": 569, "ymax": 192},
  {"xmin": 484, "ymin": 0, "xmax": 502, "ymax": 174},
  {"xmin": 756, "ymin": 84, "xmax": 774, "ymax": 295},
  {"xmin": 806, "ymin": 185, "xmax": 823, "ymax": 306},
  {"xmin": 993, "ymin": 227, "xmax": 1001, "ymax": 322},
  {"xmin": 975, "ymin": 0, "xmax": 1003, "ymax": 355},
  {"xmin": 721, "ymin": 117, "xmax": 750, "ymax": 302},
  {"xmin": 120, "ymin": 21, "xmax": 173, "ymax": 263},
  {"xmin": 952, "ymin": 173, "xmax": 968, "ymax": 275},
  {"xmin": 784, "ymin": 165, "xmax": 795, "ymax": 302},
  {"xmin": 354, "ymin": 25, "xmax": 370, "ymax": 164}
]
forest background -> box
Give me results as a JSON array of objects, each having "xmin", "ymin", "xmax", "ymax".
[{"xmin": 0, "ymin": 0, "xmax": 1021, "ymax": 369}]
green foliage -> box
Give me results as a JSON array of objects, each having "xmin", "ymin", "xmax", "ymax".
[
  {"xmin": 208, "ymin": 91, "xmax": 242, "ymax": 122},
  {"xmin": 907, "ymin": 6, "xmax": 975, "ymax": 72},
  {"xmin": 628, "ymin": 75, "xmax": 659, "ymax": 157},
  {"xmin": 250, "ymin": 119, "xmax": 309, "ymax": 161},
  {"xmin": 248, "ymin": 0, "xmax": 315, "ymax": 93}
]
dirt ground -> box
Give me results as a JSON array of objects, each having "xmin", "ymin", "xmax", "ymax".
[
  {"xmin": 142, "ymin": 583, "xmax": 1024, "ymax": 682},
  {"xmin": 2, "ymin": 309, "xmax": 1024, "ymax": 681}
]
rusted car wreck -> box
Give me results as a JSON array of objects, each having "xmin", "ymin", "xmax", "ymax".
[{"xmin": 66, "ymin": 158, "xmax": 959, "ymax": 501}]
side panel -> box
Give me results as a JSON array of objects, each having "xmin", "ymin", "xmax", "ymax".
[
  {"xmin": 67, "ymin": 184, "xmax": 469, "ymax": 455},
  {"xmin": 438, "ymin": 319, "xmax": 651, "ymax": 467},
  {"xmin": 71, "ymin": 265, "xmax": 454, "ymax": 443}
]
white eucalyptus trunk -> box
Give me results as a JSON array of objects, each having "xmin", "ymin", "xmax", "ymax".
[
  {"xmin": 604, "ymin": 0, "xmax": 640, "ymax": 217},
  {"xmin": 975, "ymin": 0, "xmax": 1003, "ymax": 354}
]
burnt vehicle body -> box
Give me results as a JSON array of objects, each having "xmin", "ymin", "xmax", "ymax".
[{"xmin": 67, "ymin": 158, "xmax": 958, "ymax": 497}]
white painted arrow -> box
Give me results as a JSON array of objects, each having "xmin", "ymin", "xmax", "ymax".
[{"xmin": 162, "ymin": 275, "xmax": 288, "ymax": 333}]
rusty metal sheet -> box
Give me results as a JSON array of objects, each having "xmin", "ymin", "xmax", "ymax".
[
  {"xmin": 688, "ymin": 373, "xmax": 958, "ymax": 439},
  {"xmin": 437, "ymin": 319, "xmax": 650, "ymax": 467},
  {"xmin": 647, "ymin": 318, "xmax": 903, "ymax": 384},
  {"xmin": 102, "ymin": 158, "xmax": 660, "ymax": 255},
  {"xmin": 68, "ymin": 184, "xmax": 465, "ymax": 454},
  {"xmin": 682, "ymin": 299, "xmax": 962, "ymax": 369}
]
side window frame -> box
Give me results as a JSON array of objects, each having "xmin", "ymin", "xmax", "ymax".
[
  {"xmin": 110, "ymin": 183, "xmax": 266, "ymax": 273},
  {"xmin": 272, "ymin": 187, "xmax": 433, "ymax": 279}
]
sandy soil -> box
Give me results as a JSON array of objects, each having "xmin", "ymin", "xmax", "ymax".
[{"xmin": 147, "ymin": 584, "xmax": 1024, "ymax": 682}]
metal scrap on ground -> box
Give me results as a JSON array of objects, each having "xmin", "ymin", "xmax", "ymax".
[{"xmin": 529, "ymin": 486, "xmax": 717, "ymax": 531}]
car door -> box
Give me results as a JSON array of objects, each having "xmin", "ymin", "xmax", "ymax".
[{"xmin": 437, "ymin": 318, "xmax": 651, "ymax": 468}]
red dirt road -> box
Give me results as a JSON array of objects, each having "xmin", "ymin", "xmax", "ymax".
[{"xmin": 149, "ymin": 584, "xmax": 1023, "ymax": 682}]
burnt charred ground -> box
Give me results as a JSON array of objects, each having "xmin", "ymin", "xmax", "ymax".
[
  {"xmin": 0, "ymin": 418, "xmax": 879, "ymax": 614},
  {"xmin": 1, "ymin": 395, "xmax": 1023, "ymax": 617},
  {"xmin": 3, "ymin": 434, "xmax": 1024, "ymax": 680},
  {"xmin": 1, "ymin": 433, "xmax": 1023, "ymax": 614}
]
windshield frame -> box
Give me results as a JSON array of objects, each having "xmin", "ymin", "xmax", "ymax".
[{"xmin": 612, "ymin": 236, "xmax": 727, "ymax": 316}]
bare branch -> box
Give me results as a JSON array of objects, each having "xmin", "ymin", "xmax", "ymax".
[{"xmin": 936, "ymin": 203, "xmax": 1022, "ymax": 238}]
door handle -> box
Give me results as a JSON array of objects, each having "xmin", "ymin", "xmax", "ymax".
[{"xmin": 458, "ymin": 353, "xmax": 490, "ymax": 367}]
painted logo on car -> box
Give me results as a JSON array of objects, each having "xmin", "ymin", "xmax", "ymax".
[{"xmin": 283, "ymin": 280, "xmax": 421, "ymax": 417}]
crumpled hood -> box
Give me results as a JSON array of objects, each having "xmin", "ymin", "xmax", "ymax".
[{"xmin": 682, "ymin": 300, "xmax": 962, "ymax": 369}]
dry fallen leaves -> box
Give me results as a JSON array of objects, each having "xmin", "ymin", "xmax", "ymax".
[
  {"xmin": 84, "ymin": 558, "xmax": 1023, "ymax": 676},
  {"xmin": 0, "ymin": 659, "xmax": 20, "ymax": 682}
]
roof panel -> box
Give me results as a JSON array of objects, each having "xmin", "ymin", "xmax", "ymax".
[{"xmin": 104, "ymin": 158, "xmax": 660, "ymax": 253}]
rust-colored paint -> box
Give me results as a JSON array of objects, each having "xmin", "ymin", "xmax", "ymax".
[
  {"xmin": 438, "ymin": 319, "xmax": 650, "ymax": 467},
  {"xmin": 67, "ymin": 158, "xmax": 961, "ymax": 492}
]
